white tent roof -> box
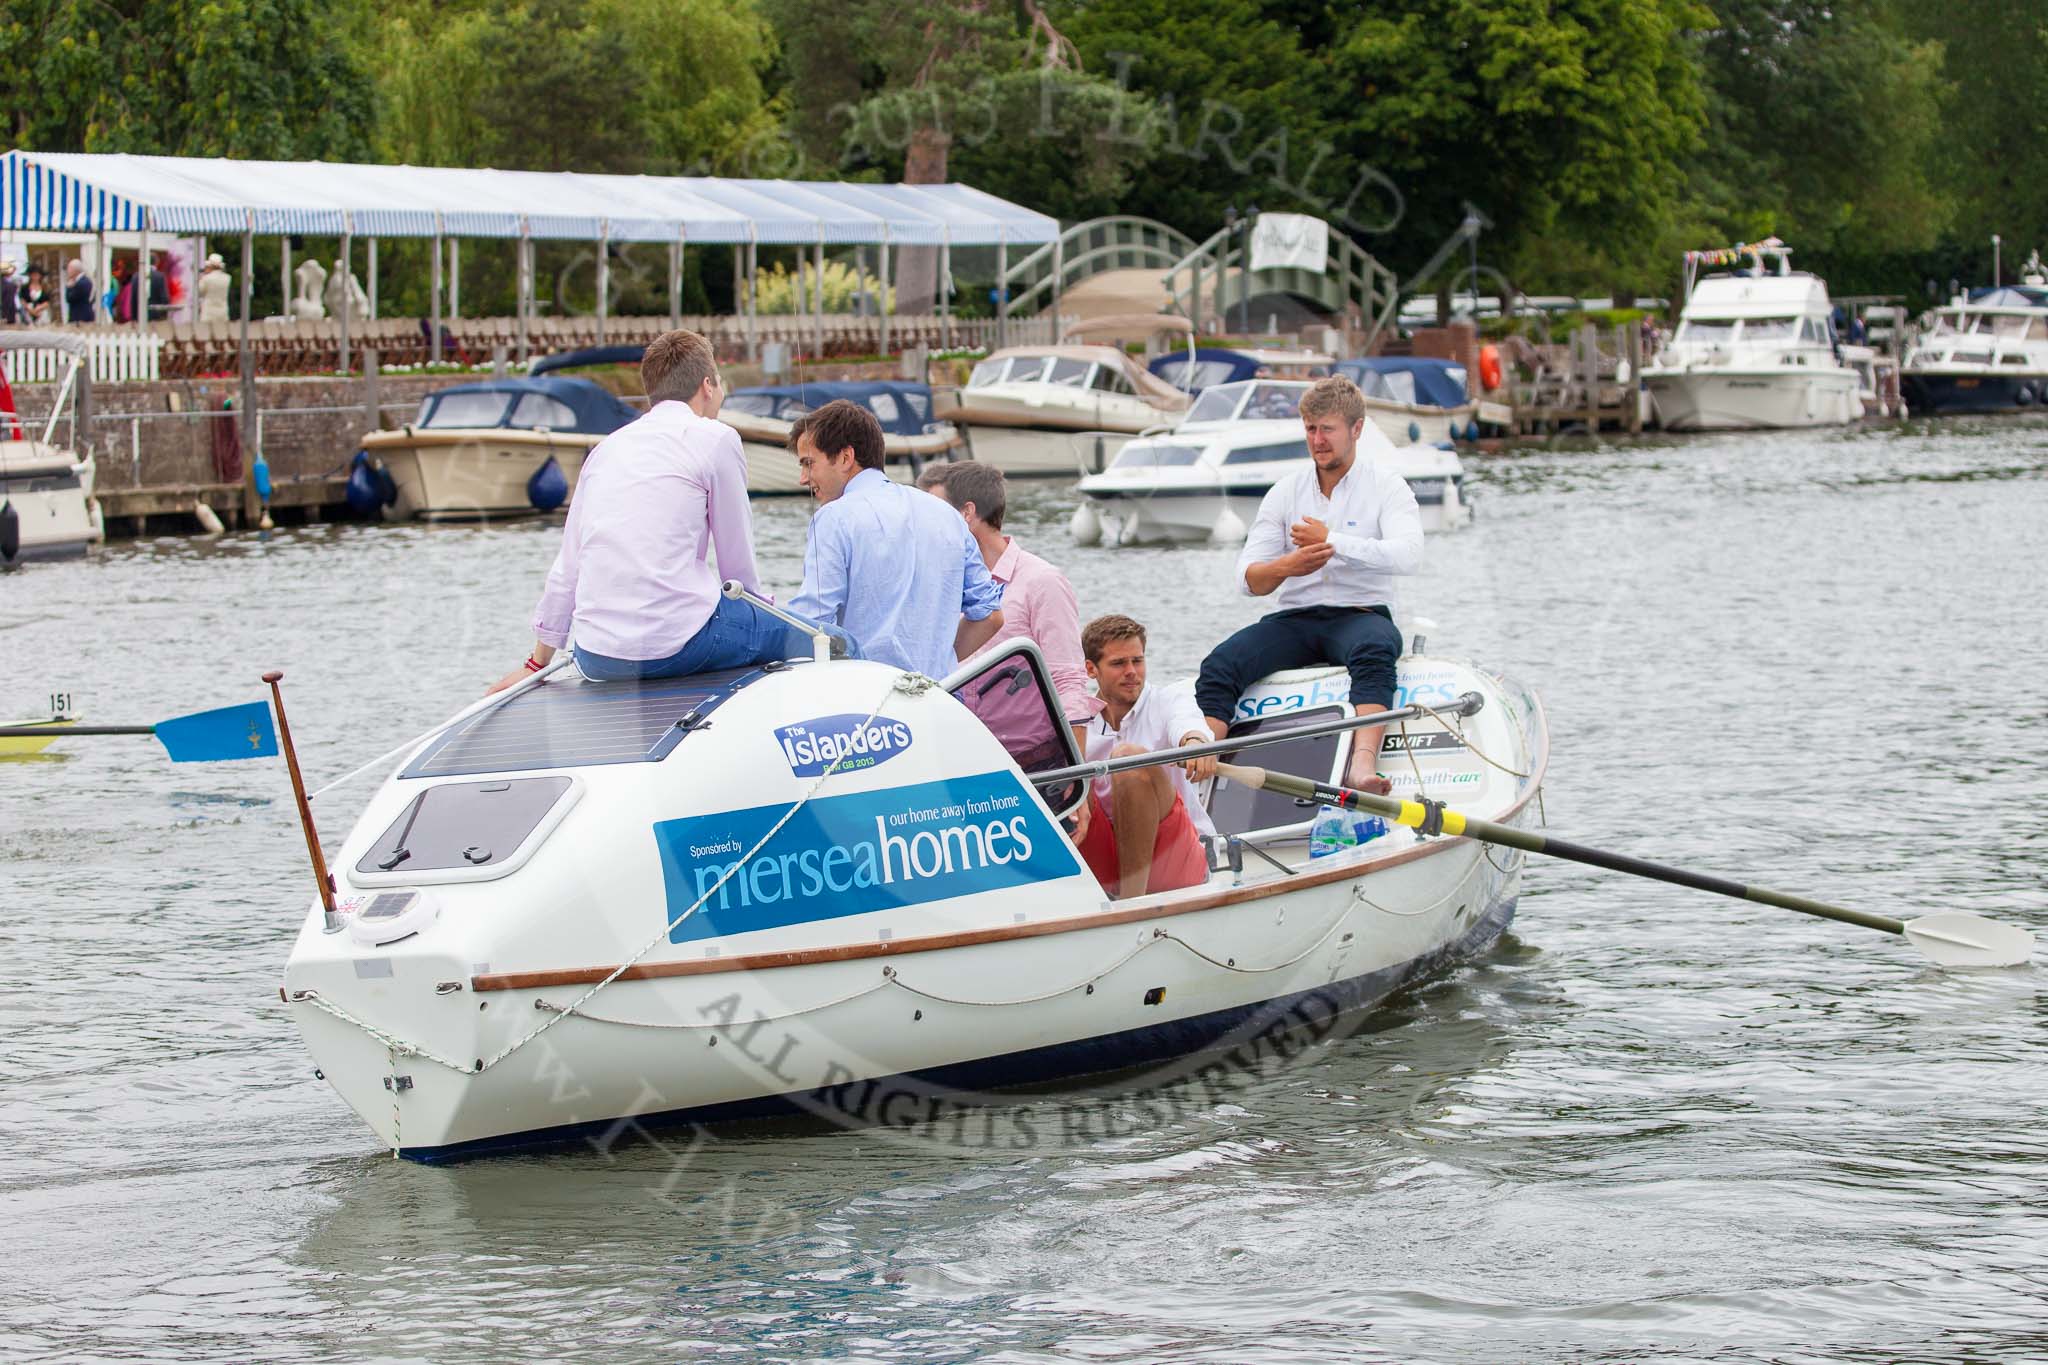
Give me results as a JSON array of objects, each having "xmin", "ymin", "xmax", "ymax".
[{"xmin": 0, "ymin": 150, "xmax": 1061, "ymax": 246}]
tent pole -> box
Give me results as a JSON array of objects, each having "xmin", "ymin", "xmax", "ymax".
[
  {"xmin": 1052, "ymin": 234, "xmax": 1064, "ymax": 339},
  {"xmin": 430, "ymin": 225, "xmax": 443, "ymax": 365},
  {"xmin": 517, "ymin": 231, "xmax": 531, "ymax": 364},
  {"xmin": 745, "ymin": 237, "xmax": 757, "ymax": 363},
  {"xmin": 239, "ymin": 226, "xmax": 255, "ymax": 475},
  {"xmin": 595, "ymin": 226, "xmax": 609, "ymax": 345},
  {"xmin": 879, "ymin": 236, "xmax": 891, "ymax": 356},
  {"xmin": 367, "ymin": 237, "xmax": 378, "ymax": 319},
  {"xmin": 338, "ymin": 225, "xmax": 352, "ymax": 376},
  {"xmin": 996, "ymin": 234, "xmax": 1008, "ymax": 349},
  {"xmin": 137, "ymin": 223, "xmax": 150, "ymax": 337},
  {"xmin": 281, "ymin": 235, "xmax": 291, "ymax": 318},
  {"xmin": 939, "ymin": 231, "xmax": 952, "ymax": 350},
  {"xmin": 448, "ymin": 238, "xmax": 460, "ymax": 319},
  {"xmin": 669, "ymin": 237, "xmax": 682, "ymax": 329},
  {"xmin": 813, "ymin": 238, "xmax": 824, "ymax": 360}
]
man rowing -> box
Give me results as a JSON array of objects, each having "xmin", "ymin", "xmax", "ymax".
[{"xmin": 1193, "ymin": 375, "xmax": 1423, "ymax": 792}]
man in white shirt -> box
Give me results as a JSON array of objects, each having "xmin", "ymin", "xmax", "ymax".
[
  {"xmin": 1075, "ymin": 614, "xmax": 1217, "ymax": 899},
  {"xmin": 489, "ymin": 329, "xmax": 844, "ymax": 693},
  {"xmin": 1194, "ymin": 376, "xmax": 1423, "ymax": 792}
]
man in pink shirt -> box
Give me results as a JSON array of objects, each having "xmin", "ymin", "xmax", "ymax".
[
  {"xmin": 489, "ymin": 330, "xmax": 846, "ymax": 692},
  {"xmin": 927, "ymin": 461, "xmax": 1093, "ymax": 723}
]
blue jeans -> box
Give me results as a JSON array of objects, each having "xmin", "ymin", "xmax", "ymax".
[
  {"xmin": 575, "ymin": 596, "xmax": 858, "ymax": 681},
  {"xmin": 1195, "ymin": 605, "xmax": 1403, "ymax": 722}
]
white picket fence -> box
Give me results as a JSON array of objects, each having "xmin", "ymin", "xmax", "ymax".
[{"xmin": 0, "ymin": 329, "xmax": 162, "ymax": 383}]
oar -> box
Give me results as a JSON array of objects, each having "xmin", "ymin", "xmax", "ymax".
[
  {"xmin": 1217, "ymin": 763, "xmax": 2034, "ymax": 970},
  {"xmin": 0, "ymin": 700, "xmax": 278, "ymax": 763}
]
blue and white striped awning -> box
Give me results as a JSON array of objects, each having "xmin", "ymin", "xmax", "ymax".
[{"xmin": 0, "ymin": 150, "xmax": 1061, "ymax": 246}]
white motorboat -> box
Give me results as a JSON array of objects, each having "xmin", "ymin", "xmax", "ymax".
[
  {"xmin": 1642, "ymin": 241, "xmax": 1862, "ymax": 431},
  {"xmin": 356, "ymin": 374, "xmax": 639, "ymax": 522},
  {"xmin": 1900, "ymin": 259, "xmax": 2048, "ymax": 415},
  {"xmin": 1072, "ymin": 379, "xmax": 1470, "ymax": 546},
  {"xmin": 721, "ymin": 381, "xmax": 964, "ymax": 495},
  {"xmin": 280, "ymin": 622, "xmax": 1545, "ymax": 1160},
  {"xmin": 0, "ymin": 333, "xmax": 103, "ymax": 564},
  {"xmin": 936, "ymin": 330, "xmax": 1192, "ymax": 478}
]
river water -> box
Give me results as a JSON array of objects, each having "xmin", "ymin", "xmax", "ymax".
[{"xmin": 3, "ymin": 418, "xmax": 2045, "ymax": 1362}]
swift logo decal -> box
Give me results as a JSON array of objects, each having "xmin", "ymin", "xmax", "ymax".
[
  {"xmin": 653, "ymin": 771, "xmax": 1081, "ymax": 943},
  {"xmin": 775, "ymin": 714, "xmax": 915, "ymax": 777}
]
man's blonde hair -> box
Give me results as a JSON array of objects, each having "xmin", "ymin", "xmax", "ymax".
[
  {"xmin": 1299, "ymin": 375, "xmax": 1366, "ymax": 426},
  {"xmin": 642, "ymin": 329, "xmax": 719, "ymax": 403}
]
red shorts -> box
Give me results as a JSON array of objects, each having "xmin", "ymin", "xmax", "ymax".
[{"xmin": 1076, "ymin": 792, "xmax": 1209, "ymax": 898}]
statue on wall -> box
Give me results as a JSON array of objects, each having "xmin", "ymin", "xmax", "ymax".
[
  {"xmin": 292, "ymin": 256, "xmax": 328, "ymax": 320},
  {"xmin": 324, "ymin": 261, "xmax": 369, "ymax": 323}
]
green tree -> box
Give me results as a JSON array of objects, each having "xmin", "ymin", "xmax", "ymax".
[
  {"xmin": 0, "ymin": 0, "xmax": 375, "ymax": 158},
  {"xmin": 1907, "ymin": 2, "xmax": 2048, "ymax": 259}
]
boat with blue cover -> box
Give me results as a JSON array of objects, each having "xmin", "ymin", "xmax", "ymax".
[
  {"xmin": 1146, "ymin": 349, "xmax": 1481, "ymax": 450},
  {"xmin": 722, "ymin": 380, "xmax": 965, "ymax": 494},
  {"xmin": 355, "ymin": 371, "xmax": 640, "ymax": 521},
  {"xmin": 281, "ymin": 611, "xmax": 1545, "ymax": 1160},
  {"xmin": 1900, "ymin": 264, "xmax": 2048, "ymax": 415}
]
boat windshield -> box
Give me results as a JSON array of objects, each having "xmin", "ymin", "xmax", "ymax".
[
  {"xmin": 1185, "ymin": 381, "xmax": 1302, "ymax": 423},
  {"xmin": 721, "ymin": 392, "xmax": 787, "ymax": 419},
  {"xmin": 510, "ymin": 392, "xmax": 578, "ymax": 429},
  {"xmin": 420, "ymin": 391, "xmax": 515, "ymax": 428},
  {"xmin": 1989, "ymin": 315, "xmax": 2042, "ymax": 339},
  {"xmin": 1112, "ymin": 442, "xmax": 1204, "ymax": 468},
  {"xmin": 1046, "ymin": 358, "xmax": 1091, "ymax": 388},
  {"xmin": 1742, "ymin": 317, "xmax": 1799, "ymax": 343},
  {"xmin": 946, "ymin": 644, "xmax": 1084, "ymax": 817},
  {"xmin": 974, "ymin": 355, "xmax": 1052, "ymax": 387},
  {"xmin": 1676, "ymin": 319, "xmax": 1737, "ymax": 345},
  {"xmin": 1154, "ymin": 357, "xmax": 1240, "ymax": 389},
  {"xmin": 1222, "ymin": 440, "xmax": 1309, "ymax": 465}
]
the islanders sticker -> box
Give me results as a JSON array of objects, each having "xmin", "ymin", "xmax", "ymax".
[
  {"xmin": 653, "ymin": 771, "xmax": 1081, "ymax": 943},
  {"xmin": 775, "ymin": 713, "xmax": 915, "ymax": 777}
]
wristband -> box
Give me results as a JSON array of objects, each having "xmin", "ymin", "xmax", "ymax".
[{"xmin": 524, "ymin": 656, "xmax": 543, "ymax": 673}]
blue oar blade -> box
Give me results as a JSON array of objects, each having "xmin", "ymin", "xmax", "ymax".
[{"xmin": 153, "ymin": 701, "xmax": 279, "ymax": 763}]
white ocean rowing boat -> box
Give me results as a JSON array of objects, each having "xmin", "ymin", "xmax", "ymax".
[{"xmin": 281, "ymin": 609, "xmax": 1545, "ymax": 1160}]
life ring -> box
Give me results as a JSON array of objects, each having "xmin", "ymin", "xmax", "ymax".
[{"xmin": 1478, "ymin": 344, "xmax": 1504, "ymax": 391}]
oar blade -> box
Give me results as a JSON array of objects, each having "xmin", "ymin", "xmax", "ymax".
[
  {"xmin": 153, "ymin": 700, "xmax": 279, "ymax": 763},
  {"xmin": 1902, "ymin": 912, "xmax": 2034, "ymax": 969}
]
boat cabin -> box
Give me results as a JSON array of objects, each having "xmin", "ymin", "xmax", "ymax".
[
  {"xmin": 1666, "ymin": 274, "xmax": 1840, "ymax": 356},
  {"xmin": 1332, "ymin": 358, "xmax": 1471, "ymax": 411},
  {"xmin": 411, "ymin": 377, "xmax": 640, "ymax": 436},
  {"xmin": 1913, "ymin": 286, "xmax": 2048, "ymax": 368},
  {"xmin": 965, "ymin": 345, "xmax": 1186, "ymax": 409}
]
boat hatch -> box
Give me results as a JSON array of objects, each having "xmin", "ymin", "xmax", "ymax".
[
  {"xmin": 401, "ymin": 666, "xmax": 771, "ymax": 779},
  {"xmin": 944, "ymin": 641, "xmax": 1086, "ymax": 817},
  {"xmin": 1205, "ymin": 705, "xmax": 1350, "ymax": 839},
  {"xmin": 356, "ymin": 776, "xmax": 573, "ymax": 877}
]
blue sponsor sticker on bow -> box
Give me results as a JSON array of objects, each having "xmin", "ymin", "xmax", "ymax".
[
  {"xmin": 775, "ymin": 713, "xmax": 916, "ymax": 777},
  {"xmin": 653, "ymin": 771, "xmax": 1081, "ymax": 943}
]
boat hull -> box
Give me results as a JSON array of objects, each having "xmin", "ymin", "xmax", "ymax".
[
  {"xmin": 1083, "ymin": 479, "xmax": 1469, "ymax": 544},
  {"xmin": 1899, "ymin": 370, "xmax": 2048, "ymax": 415},
  {"xmin": 363, "ymin": 429, "xmax": 597, "ymax": 522},
  {"xmin": 959, "ymin": 423, "xmax": 1135, "ymax": 478},
  {"xmin": 1644, "ymin": 368, "xmax": 1861, "ymax": 430},
  {"xmin": 1, "ymin": 442, "xmax": 100, "ymax": 561}
]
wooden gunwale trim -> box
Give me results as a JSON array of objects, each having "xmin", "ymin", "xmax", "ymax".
[
  {"xmin": 469, "ymin": 719, "xmax": 1547, "ymax": 995},
  {"xmin": 360, "ymin": 429, "xmax": 600, "ymax": 450}
]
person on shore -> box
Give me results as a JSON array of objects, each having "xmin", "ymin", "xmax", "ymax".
[
  {"xmin": 929, "ymin": 460, "xmax": 1092, "ymax": 723},
  {"xmin": 489, "ymin": 329, "xmax": 845, "ymax": 693},
  {"xmin": 196, "ymin": 254, "xmax": 231, "ymax": 323},
  {"xmin": 0, "ymin": 261, "xmax": 18, "ymax": 324},
  {"xmin": 17, "ymin": 265, "xmax": 51, "ymax": 325},
  {"xmin": 1075, "ymin": 614, "xmax": 1216, "ymax": 898},
  {"xmin": 1194, "ymin": 375, "xmax": 1422, "ymax": 793},
  {"xmin": 788, "ymin": 400, "xmax": 1003, "ymax": 679},
  {"xmin": 62, "ymin": 260, "xmax": 95, "ymax": 323}
]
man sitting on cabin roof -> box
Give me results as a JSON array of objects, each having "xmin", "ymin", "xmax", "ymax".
[
  {"xmin": 788, "ymin": 400, "xmax": 1004, "ymax": 680},
  {"xmin": 922, "ymin": 460, "xmax": 1093, "ymax": 727},
  {"xmin": 1194, "ymin": 375, "xmax": 1423, "ymax": 793},
  {"xmin": 489, "ymin": 328, "xmax": 849, "ymax": 693},
  {"xmin": 1075, "ymin": 614, "xmax": 1217, "ymax": 898}
]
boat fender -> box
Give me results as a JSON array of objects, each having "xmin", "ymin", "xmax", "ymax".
[
  {"xmin": 252, "ymin": 452, "xmax": 273, "ymax": 503},
  {"xmin": 344, "ymin": 452, "xmax": 385, "ymax": 518},
  {"xmin": 2018, "ymin": 386, "xmax": 2035, "ymax": 407},
  {"xmin": 1069, "ymin": 500, "xmax": 1103, "ymax": 547},
  {"xmin": 193, "ymin": 500, "xmax": 226, "ymax": 536},
  {"xmin": 1406, "ymin": 420, "xmax": 1421, "ymax": 444},
  {"xmin": 1478, "ymin": 344, "xmax": 1504, "ymax": 391},
  {"xmin": 1465, "ymin": 419, "xmax": 1483, "ymax": 442},
  {"xmin": 527, "ymin": 455, "xmax": 569, "ymax": 512},
  {"xmin": 0, "ymin": 498, "xmax": 16, "ymax": 563},
  {"xmin": 1209, "ymin": 504, "xmax": 1248, "ymax": 544},
  {"xmin": 372, "ymin": 459, "xmax": 398, "ymax": 508}
]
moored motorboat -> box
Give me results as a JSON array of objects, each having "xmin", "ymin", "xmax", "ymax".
[
  {"xmin": 1899, "ymin": 260, "xmax": 2048, "ymax": 415},
  {"xmin": 1642, "ymin": 241, "xmax": 1861, "ymax": 431},
  {"xmin": 722, "ymin": 381, "xmax": 964, "ymax": 494},
  {"xmin": 935, "ymin": 318, "xmax": 1193, "ymax": 478},
  {"xmin": 357, "ymin": 372, "xmax": 640, "ymax": 522},
  {"xmin": 280, "ymin": 627, "xmax": 1544, "ymax": 1160},
  {"xmin": 1333, "ymin": 357, "xmax": 1483, "ymax": 447},
  {"xmin": 1073, "ymin": 379, "xmax": 1470, "ymax": 545},
  {"xmin": 0, "ymin": 333, "xmax": 102, "ymax": 564}
]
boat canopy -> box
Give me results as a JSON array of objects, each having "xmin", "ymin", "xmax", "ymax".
[
  {"xmin": 415, "ymin": 376, "xmax": 639, "ymax": 436},
  {"xmin": 725, "ymin": 381, "xmax": 941, "ymax": 436},
  {"xmin": 1961, "ymin": 286, "xmax": 2048, "ymax": 310},
  {"xmin": 1334, "ymin": 357, "xmax": 1470, "ymax": 409},
  {"xmin": 0, "ymin": 150, "xmax": 1060, "ymax": 246}
]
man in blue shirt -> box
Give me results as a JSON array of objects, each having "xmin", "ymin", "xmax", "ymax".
[{"xmin": 788, "ymin": 401, "xmax": 1004, "ymax": 678}]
